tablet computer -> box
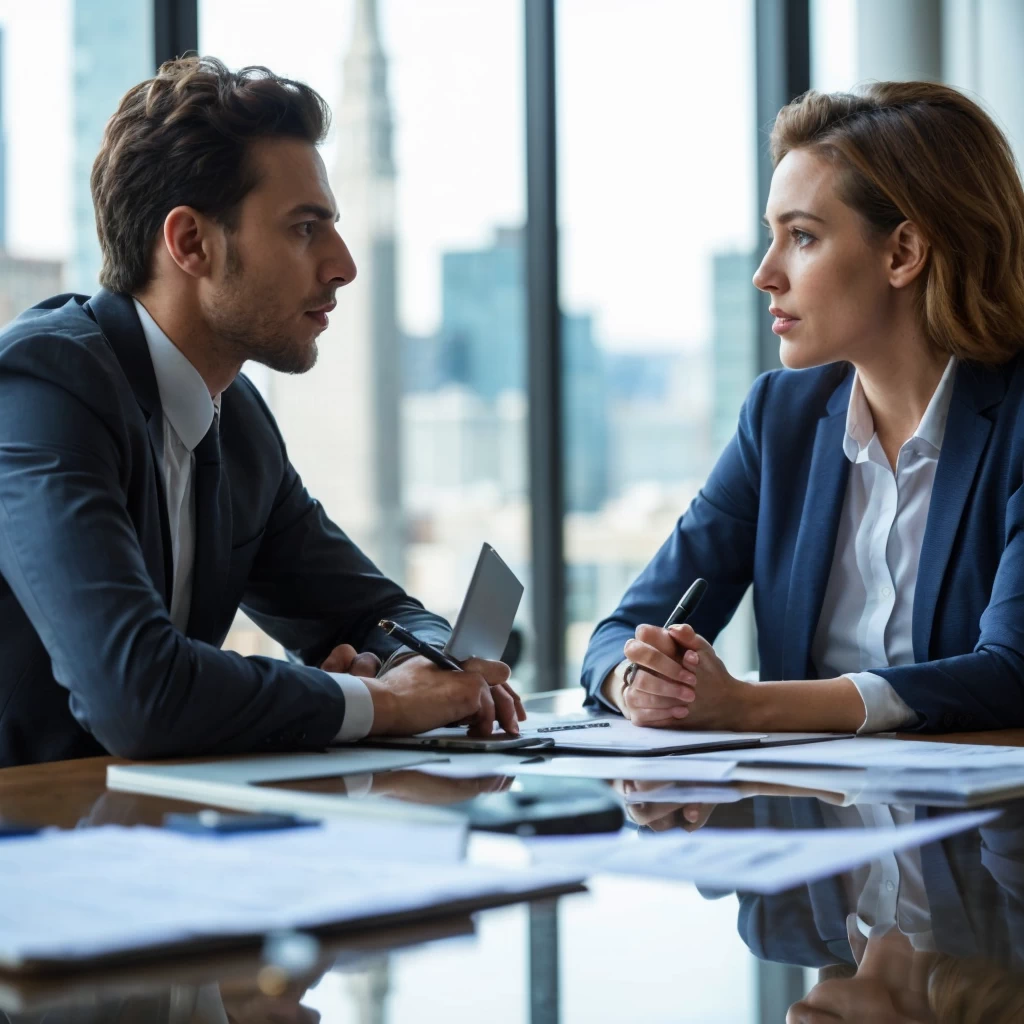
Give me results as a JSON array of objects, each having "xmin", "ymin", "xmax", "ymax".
[{"xmin": 443, "ymin": 543, "xmax": 524, "ymax": 663}]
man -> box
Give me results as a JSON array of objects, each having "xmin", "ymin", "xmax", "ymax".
[{"xmin": 0, "ymin": 57, "xmax": 523, "ymax": 767}]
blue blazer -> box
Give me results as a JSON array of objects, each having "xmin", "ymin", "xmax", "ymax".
[
  {"xmin": 582, "ymin": 359, "xmax": 1024, "ymax": 732},
  {"xmin": 0, "ymin": 291, "xmax": 449, "ymax": 767}
]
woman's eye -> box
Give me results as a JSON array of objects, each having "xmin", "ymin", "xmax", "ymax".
[{"xmin": 791, "ymin": 228, "xmax": 815, "ymax": 247}]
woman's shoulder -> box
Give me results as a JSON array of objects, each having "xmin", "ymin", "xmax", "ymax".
[{"xmin": 744, "ymin": 361, "xmax": 853, "ymax": 422}]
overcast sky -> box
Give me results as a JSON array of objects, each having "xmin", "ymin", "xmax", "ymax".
[{"xmin": 0, "ymin": 0, "xmax": 855, "ymax": 349}]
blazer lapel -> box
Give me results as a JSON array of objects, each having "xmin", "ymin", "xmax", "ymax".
[
  {"xmin": 782, "ymin": 369, "xmax": 853, "ymax": 680},
  {"xmin": 84, "ymin": 288, "xmax": 174, "ymax": 606},
  {"xmin": 913, "ymin": 363, "xmax": 1005, "ymax": 660}
]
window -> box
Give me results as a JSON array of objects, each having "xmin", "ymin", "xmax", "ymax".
[
  {"xmin": 557, "ymin": 0, "xmax": 759, "ymax": 683},
  {"xmin": 200, "ymin": 0, "xmax": 536, "ymax": 681}
]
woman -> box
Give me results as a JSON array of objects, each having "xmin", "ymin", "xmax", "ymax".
[{"xmin": 582, "ymin": 82, "xmax": 1024, "ymax": 734}]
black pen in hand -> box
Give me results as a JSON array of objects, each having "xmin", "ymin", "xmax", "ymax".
[
  {"xmin": 378, "ymin": 619, "xmax": 463, "ymax": 672},
  {"xmin": 623, "ymin": 578, "xmax": 708, "ymax": 687}
]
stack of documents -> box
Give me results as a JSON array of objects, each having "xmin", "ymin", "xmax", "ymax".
[
  {"xmin": 500, "ymin": 737, "xmax": 1024, "ymax": 806},
  {"xmin": 525, "ymin": 810, "xmax": 997, "ymax": 893},
  {"xmin": 0, "ymin": 819, "xmax": 583, "ymax": 971}
]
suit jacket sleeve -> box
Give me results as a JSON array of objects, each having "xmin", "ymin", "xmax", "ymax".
[
  {"xmin": 580, "ymin": 372, "xmax": 768, "ymax": 704},
  {"xmin": 873, "ymin": 476, "xmax": 1024, "ymax": 731},
  {"xmin": 0, "ymin": 337, "xmax": 348, "ymax": 759},
  {"xmin": 233, "ymin": 379, "xmax": 451, "ymax": 668}
]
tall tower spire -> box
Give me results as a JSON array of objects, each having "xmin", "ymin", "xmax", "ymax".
[{"xmin": 268, "ymin": 0, "xmax": 404, "ymax": 580}]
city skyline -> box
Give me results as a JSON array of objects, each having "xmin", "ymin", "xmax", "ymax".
[{"xmin": 1, "ymin": 0, "xmax": 757, "ymax": 353}]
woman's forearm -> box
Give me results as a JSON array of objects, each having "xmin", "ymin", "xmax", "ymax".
[{"xmin": 743, "ymin": 676, "xmax": 867, "ymax": 733}]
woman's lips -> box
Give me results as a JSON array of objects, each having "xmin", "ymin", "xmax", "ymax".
[{"xmin": 772, "ymin": 316, "xmax": 800, "ymax": 335}]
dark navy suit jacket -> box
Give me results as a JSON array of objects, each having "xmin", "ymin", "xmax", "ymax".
[
  {"xmin": 583, "ymin": 359, "xmax": 1024, "ymax": 731},
  {"xmin": 0, "ymin": 290, "xmax": 449, "ymax": 767}
]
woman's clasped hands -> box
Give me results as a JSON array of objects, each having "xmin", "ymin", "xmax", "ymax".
[{"xmin": 620, "ymin": 622, "xmax": 751, "ymax": 730}]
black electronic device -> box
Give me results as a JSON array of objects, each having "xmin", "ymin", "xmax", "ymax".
[{"xmin": 451, "ymin": 777, "xmax": 624, "ymax": 836}]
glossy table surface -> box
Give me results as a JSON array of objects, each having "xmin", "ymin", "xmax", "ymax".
[{"xmin": 2, "ymin": 692, "xmax": 1024, "ymax": 1023}]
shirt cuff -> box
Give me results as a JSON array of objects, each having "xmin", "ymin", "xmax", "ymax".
[
  {"xmin": 595, "ymin": 659, "xmax": 629, "ymax": 714},
  {"xmin": 845, "ymin": 672, "xmax": 918, "ymax": 733},
  {"xmin": 327, "ymin": 673, "xmax": 375, "ymax": 741}
]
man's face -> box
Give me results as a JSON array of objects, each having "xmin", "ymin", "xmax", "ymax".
[{"xmin": 200, "ymin": 137, "xmax": 356, "ymax": 374}]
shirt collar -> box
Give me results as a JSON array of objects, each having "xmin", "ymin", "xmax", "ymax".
[
  {"xmin": 842, "ymin": 356, "xmax": 956, "ymax": 464},
  {"xmin": 133, "ymin": 299, "xmax": 218, "ymax": 452}
]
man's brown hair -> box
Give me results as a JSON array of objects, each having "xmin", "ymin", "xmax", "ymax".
[
  {"xmin": 91, "ymin": 56, "xmax": 330, "ymax": 294},
  {"xmin": 771, "ymin": 82, "xmax": 1024, "ymax": 366}
]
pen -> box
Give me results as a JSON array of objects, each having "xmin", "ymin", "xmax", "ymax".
[
  {"xmin": 379, "ymin": 619, "xmax": 464, "ymax": 673},
  {"xmin": 536, "ymin": 721, "xmax": 612, "ymax": 733},
  {"xmin": 624, "ymin": 578, "xmax": 708, "ymax": 687}
]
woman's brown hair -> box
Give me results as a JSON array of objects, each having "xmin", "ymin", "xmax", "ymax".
[
  {"xmin": 770, "ymin": 82, "xmax": 1024, "ymax": 366},
  {"xmin": 91, "ymin": 56, "xmax": 330, "ymax": 295}
]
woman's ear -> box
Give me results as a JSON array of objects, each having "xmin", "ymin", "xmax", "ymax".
[{"xmin": 886, "ymin": 220, "xmax": 929, "ymax": 290}]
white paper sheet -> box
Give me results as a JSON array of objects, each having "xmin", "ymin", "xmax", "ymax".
[
  {"xmin": 698, "ymin": 736, "xmax": 1024, "ymax": 770},
  {"xmin": 525, "ymin": 810, "xmax": 998, "ymax": 893},
  {"xmin": 512, "ymin": 756, "xmax": 735, "ymax": 782},
  {"xmin": 517, "ymin": 714, "xmax": 768, "ymax": 753},
  {"xmin": 0, "ymin": 821, "xmax": 584, "ymax": 969}
]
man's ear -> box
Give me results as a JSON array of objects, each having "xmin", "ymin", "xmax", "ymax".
[
  {"xmin": 886, "ymin": 220, "xmax": 929, "ymax": 290},
  {"xmin": 161, "ymin": 206, "xmax": 216, "ymax": 279}
]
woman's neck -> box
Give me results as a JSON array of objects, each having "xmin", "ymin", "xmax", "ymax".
[{"xmin": 853, "ymin": 332, "xmax": 949, "ymax": 470}]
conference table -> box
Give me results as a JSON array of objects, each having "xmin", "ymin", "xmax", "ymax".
[{"xmin": 1, "ymin": 690, "xmax": 1023, "ymax": 1023}]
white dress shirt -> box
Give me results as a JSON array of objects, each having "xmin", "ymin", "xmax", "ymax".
[
  {"xmin": 812, "ymin": 357, "xmax": 958, "ymax": 733},
  {"xmin": 133, "ymin": 299, "xmax": 374, "ymax": 741},
  {"xmin": 824, "ymin": 801, "xmax": 935, "ymax": 959}
]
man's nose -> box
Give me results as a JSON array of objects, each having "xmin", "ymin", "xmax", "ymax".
[{"xmin": 324, "ymin": 234, "xmax": 357, "ymax": 287}]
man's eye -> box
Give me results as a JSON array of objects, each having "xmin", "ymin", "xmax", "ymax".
[{"xmin": 296, "ymin": 222, "xmax": 315, "ymax": 237}]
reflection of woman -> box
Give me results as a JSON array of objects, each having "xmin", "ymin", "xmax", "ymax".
[{"xmin": 582, "ymin": 82, "xmax": 1024, "ymax": 734}]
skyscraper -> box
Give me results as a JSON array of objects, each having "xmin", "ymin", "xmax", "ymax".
[
  {"xmin": 268, "ymin": 0, "xmax": 404, "ymax": 579},
  {"xmin": 437, "ymin": 228, "xmax": 609, "ymax": 512},
  {"xmin": 71, "ymin": 1, "xmax": 152, "ymax": 292}
]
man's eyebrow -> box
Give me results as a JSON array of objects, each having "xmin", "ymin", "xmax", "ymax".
[
  {"xmin": 761, "ymin": 209, "xmax": 826, "ymax": 227},
  {"xmin": 287, "ymin": 203, "xmax": 340, "ymax": 222}
]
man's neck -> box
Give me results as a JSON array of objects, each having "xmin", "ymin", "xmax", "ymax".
[{"xmin": 132, "ymin": 288, "xmax": 241, "ymax": 398}]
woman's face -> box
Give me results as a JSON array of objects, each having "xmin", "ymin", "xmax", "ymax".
[{"xmin": 753, "ymin": 148, "xmax": 897, "ymax": 371}]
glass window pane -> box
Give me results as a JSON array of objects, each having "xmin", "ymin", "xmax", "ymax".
[
  {"xmin": 558, "ymin": 0, "xmax": 759, "ymax": 684},
  {"xmin": 200, "ymin": 1, "xmax": 533, "ymax": 682}
]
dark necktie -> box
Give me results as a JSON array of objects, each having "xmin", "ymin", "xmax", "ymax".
[{"xmin": 186, "ymin": 412, "xmax": 232, "ymax": 644}]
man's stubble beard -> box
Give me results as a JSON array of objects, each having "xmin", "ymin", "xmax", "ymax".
[{"xmin": 206, "ymin": 238, "xmax": 320, "ymax": 376}]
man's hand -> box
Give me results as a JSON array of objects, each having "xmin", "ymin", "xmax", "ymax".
[
  {"xmin": 320, "ymin": 643, "xmax": 381, "ymax": 678},
  {"xmin": 365, "ymin": 655, "xmax": 524, "ymax": 737}
]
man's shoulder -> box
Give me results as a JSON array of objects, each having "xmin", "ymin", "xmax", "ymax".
[{"xmin": 0, "ymin": 292, "xmax": 125, "ymax": 381}]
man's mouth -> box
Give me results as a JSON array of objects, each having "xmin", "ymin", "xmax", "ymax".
[{"xmin": 304, "ymin": 302, "xmax": 336, "ymax": 330}]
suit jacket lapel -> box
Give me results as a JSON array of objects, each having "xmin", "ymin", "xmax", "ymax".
[
  {"xmin": 913, "ymin": 363, "xmax": 1005, "ymax": 660},
  {"xmin": 782, "ymin": 369, "xmax": 853, "ymax": 680},
  {"xmin": 84, "ymin": 288, "xmax": 174, "ymax": 606}
]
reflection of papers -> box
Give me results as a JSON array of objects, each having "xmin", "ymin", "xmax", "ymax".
[
  {"xmin": 525, "ymin": 810, "xmax": 997, "ymax": 894},
  {"xmin": 0, "ymin": 821, "xmax": 584, "ymax": 970},
  {"xmin": 622, "ymin": 784, "xmax": 749, "ymax": 805}
]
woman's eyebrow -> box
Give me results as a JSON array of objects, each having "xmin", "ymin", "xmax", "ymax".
[{"xmin": 762, "ymin": 209, "xmax": 827, "ymax": 227}]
